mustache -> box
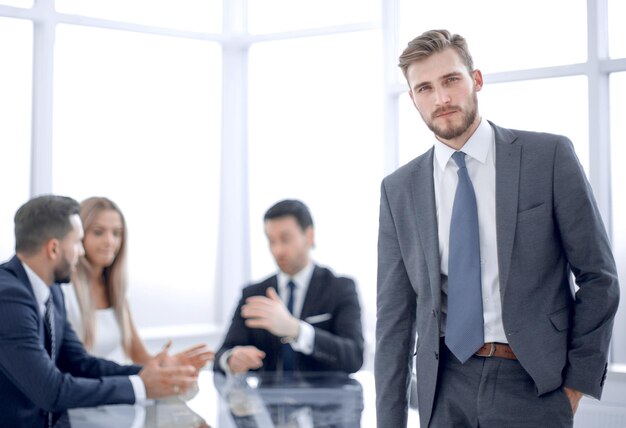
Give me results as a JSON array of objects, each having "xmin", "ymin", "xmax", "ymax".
[{"xmin": 432, "ymin": 106, "xmax": 461, "ymax": 119}]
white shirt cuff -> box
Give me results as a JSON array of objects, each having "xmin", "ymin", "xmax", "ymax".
[
  {"xmin": 129, "ymin": 375, "xmax": 146, "ymax": 404},
  {"xmin": 219, "ymin": 348, "xmax": 235, "ymax": 374},
  {"xmin": 290, "ymin": 321, "xmax": 314, "ymax": 355}
]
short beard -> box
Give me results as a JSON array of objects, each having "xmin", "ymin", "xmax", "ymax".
[
  {"xmin": 424, "ymin": 91, "xmax": 478, "ymax": 141},
  {"xmin": 53, "ymin": 259, "xmax": 72, "ymax": 284}
]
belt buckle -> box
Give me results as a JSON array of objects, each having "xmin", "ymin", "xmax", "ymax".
[{"xmin": 481, "ymin": 343, "xmax": 496, "ymax": 357}]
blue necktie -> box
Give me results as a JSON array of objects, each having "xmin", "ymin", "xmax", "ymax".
[
  {"xmin": 282, "ymin": 281, "xmax": 296, "ymax": 371},
  {"xmin": 445, "ymin": 151, "xmax": 484, "ymax": 363}
]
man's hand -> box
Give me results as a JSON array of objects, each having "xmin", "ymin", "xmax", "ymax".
[
  {"xmin": 241, "ymin": 288, "xmax": 300, "ymax": 338},
  {"xmin": 139, "ymin": 348, "xmax": 198, "ymax": 398},
  {"xmin": 228, "ymin": 346, "xmax": 266, "ymax": 373},
  {"xmin": 168, "ymin": 344, "xmax": 215, "ymax": 370},
  {"xmin": 563, "ymin": 386, "xmax": 583, "ymax": 414}
]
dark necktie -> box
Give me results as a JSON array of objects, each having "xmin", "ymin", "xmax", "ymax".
[
  {"xmin": 44, "ymin": 296, "xmax": 56, "ymax": 360},
  {"xmin": 445, "ymin": 151, "xmax": 484, "ymax": 363},
  {"xmin": 44, "ymin": 296, "xmax": 57, "ymax": 428},
  {"xmin": 282, "ymin": 281, "xmax": 296, "ymax": 371}
]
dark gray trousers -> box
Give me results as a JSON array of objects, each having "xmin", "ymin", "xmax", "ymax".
[{"xmin": 429, "ymin": 343, "xmax": 574, "ymax": 427}]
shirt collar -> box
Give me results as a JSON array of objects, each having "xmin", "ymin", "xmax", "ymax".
[
  {"xmin": 21, "ymin": 261, "xmax": 50, "ymax": 315},
  {"xmin": 433, "ymin": 118, "xmax": 493, "ymax": 171},
  {"xmin": 278, "ymin": 260, "xmax": 315, "ymax": 291}
]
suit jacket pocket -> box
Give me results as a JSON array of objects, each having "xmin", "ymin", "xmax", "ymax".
[
  {"xmin": 305, "ymin": 313, "xmax": 332, "ymax": 324},
  {"xmin": 517, "ymin": 202, "xmax": 546, "ymax": 222},
  {"xmin": 549, "ymin": 307, "xmax": 571, "ymax": 331}
]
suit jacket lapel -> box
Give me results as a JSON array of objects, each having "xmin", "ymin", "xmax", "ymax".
[
  {"xmin": 410, "ymin": 149, "xmax": 442, "ymax": 312},
  {"xmin": 266, "ymin": 278, "xmax": 283, "ymax": 354},
  {"xmin": 300, "ymin": 266, "xmax": 321, "ymax": 320},
  {"xmin": 491, "ymin": 122, "xmax": 521, "ymax": 297}
]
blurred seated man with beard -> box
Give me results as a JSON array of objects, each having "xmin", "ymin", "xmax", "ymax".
[
  {"xmin": 0, "ymin": 195, "xmax": 198, "ymax": 427},
  {"xmin": 215, "ymin": 199, "xmax": 364, "ymax": 375}
]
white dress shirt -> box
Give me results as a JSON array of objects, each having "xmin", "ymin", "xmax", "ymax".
[
  {"xmin": 433, "ymin": 118, "xmax": 507, "ymax": 343},
  {"xmin": 23, "ymin": 262, "xmax": 50, "ymax": 317},
  {"xmin": 21, "ymin": 262, "xmax": 146, "ymax": 403}
]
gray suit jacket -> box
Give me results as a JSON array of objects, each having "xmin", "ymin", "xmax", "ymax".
[{"xmin": 375, "ymin": 121, "xmax": 620, "ymax": 427}]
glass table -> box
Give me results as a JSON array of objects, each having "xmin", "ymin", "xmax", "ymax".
[{"xmin": 67, "ymin": 370, "xmax": 399, "ymax": 427}]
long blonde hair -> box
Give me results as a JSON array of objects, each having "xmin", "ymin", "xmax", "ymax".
[{"xmin": 71, "ymin": 197, "xmax": 132, "ymax": 357}]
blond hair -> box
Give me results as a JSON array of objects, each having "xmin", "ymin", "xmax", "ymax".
[
  {"xmin": 71, "ymin": 197, "xmax": 132, "ymax": 357},
  {"xmin": 398, "ymin": 29, "xmax": 474, "ymax": 81}
]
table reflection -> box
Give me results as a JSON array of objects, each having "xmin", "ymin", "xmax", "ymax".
[
  {"xmin": 68, "ymin": 395, "xmax": 208, "ymax": 428},
  {"xmin": 68, "ymin": 370, "xmax": 367, "ymax": 428},
  {"xmin": 214, "ymin": 372, "xmax": 364, "ymax": 428}
]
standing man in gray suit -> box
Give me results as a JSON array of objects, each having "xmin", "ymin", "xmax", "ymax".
[{"xmin": 375, "ymin": 29, "xmax": 620, "ymax": 427}]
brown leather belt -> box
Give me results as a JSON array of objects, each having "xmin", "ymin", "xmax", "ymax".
[{"xmin": 475, "ymin": 343, "xmax": 517, "ymax": 360}]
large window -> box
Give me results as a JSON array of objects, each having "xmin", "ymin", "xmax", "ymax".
[
  {"xmin": 609, "ymin": 0, "xmax": 626, "ymax": 59},
  {"xmin": 248, "ymin": 31, "xmax": 384, "ymax": 347},
  {"xmin": 247, "ymin": 0, "xmax": 378, "ymax": 34},
  {"xmin": 0, "ymin": 0, "xmax": 31, "ymax": 7},
  {"xmin": 398, "ymin": 0, "xmax": 586, "ymax": 76},
  {"xmin": 52, "ymin": 24, "xmax": 221, "ymax": 328},
  {"xmin": 610, "ymin": 72, "xmax": 626, "ymax": 359},
  {"xmin": 1, "ymin": 0, "xmax": 625, "ymax": 367},
  {"xmin": 56, "ymin": 0, "xmax": 222, "ymax": 32},
  {"xmin": 0, "ymin": 17, "xmax": 32, "ymax": 262},
  {"xmin": 480, "ymin": 76, "xmax": 589, "ymax": 173}
]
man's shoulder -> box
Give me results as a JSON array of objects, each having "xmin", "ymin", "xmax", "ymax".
[
  {"xmin": 0, "ymin": 260, "xmax": 38, "ymax": 333},
  {"xmin": 0, "ymin": 257, "xmax": 18, "ymax": 277},
  {"xmin": 312, "ymin": 265, "xmax": 356, "ymax": 289},
  {"xmin": 0, "ymin": 261, "xmax": 29, "ymax": 299},
  {"xmin": 492, "ymin": 121, "xmax": 572, "ymax": 150},
  {"xmin": 382, "ymin": 147, "xmax": 434, "ymax": 186},
  {"xmin": 242, "ymin": 274, "xmax": 277, "ymax": 295}
]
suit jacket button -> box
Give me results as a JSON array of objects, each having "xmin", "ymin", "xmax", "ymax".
[{"xmin": 434, "ymin": 352, "xmax": 439, "ymax": 360}]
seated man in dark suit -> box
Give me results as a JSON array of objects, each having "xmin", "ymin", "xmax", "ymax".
[
  {"xmin": 215, "ymin": 199, "xmax": 364, "ymax": 374},
  {"xmin": 0, "ymin": 195, "xmax": 198, "ymax": 427}
]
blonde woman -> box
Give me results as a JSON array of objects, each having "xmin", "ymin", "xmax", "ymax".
[{"xmin": 62, "ymin": 197, "xmax": 213, "ymax": 368}]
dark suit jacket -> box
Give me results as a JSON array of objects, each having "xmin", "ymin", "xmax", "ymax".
[
  {"xmin": 215, "ymin": 265, "xmax": 364, "ymax": 374},
  {"xmin": 0, "ymin": 256, "xmax": 142, "ymax": 428},
  {"xmin": 375, "ymin": 122, "xmax": 620, "ymax": 427}
]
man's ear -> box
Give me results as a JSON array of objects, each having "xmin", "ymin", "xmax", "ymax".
[
  {"xmin": 472, "ymin": 69, "xmax": 484, "ymax": 92},
  {"xmin": 45, "ymin": 238, "xmax": 60, "ymax": 261},
  {"xmin": 305, "ymin": 226, "xmax": 315, "ymax": 249}
]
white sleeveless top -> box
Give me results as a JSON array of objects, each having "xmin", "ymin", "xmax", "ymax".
[{"xmin": 62, "ymin": 284, "xmax": 128, "ymax": 363}]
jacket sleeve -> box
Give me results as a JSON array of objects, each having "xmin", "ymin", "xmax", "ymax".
[
  {"xmin": 309, "ymin": 278, "xmax": 364, "ymax": 373},
  {"xmin": 553, "ymin": 137, "xmax": 620, "ymax": 398},
  {"xmin": 0, "ymin": 286, "xmax": 139, "ymax": 412},
  {"xmin": 375, "ymin": 179, "xmax": 417, "ymax": 428},
  {"xmin": 213, "ymin": 291, "xmax": 251, "ymax": 374}
]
